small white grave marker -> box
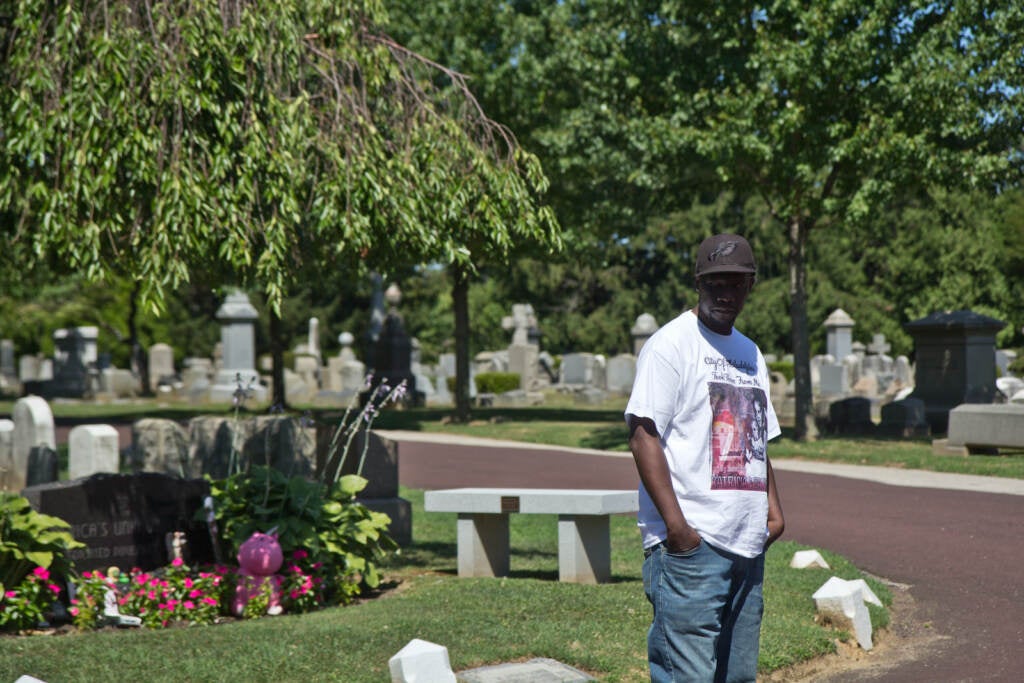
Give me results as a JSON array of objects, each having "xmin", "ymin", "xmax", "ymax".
[
  {"xmin": 388, "ymin": 638, "xmax": 457, "ymax": 683},
  {"xmin": 68, "ymin": 424, "xmax": 120, "ymax": 480},
  {"xmin": 790, "ymin": 549, "xmax": 830, "ymax": 569},
  {"xmin": 812, "ymin": 576, "xmax": 875, "ymax": 650}
]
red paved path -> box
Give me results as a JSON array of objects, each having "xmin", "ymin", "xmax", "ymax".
[{"xmin": 394, "ymin": 437, "xmax": 1024, "ymax": 683}]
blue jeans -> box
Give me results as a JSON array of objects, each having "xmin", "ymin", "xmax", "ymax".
[{"xmin": 642, "ymin": 540, "xmax": 764, "ymax": 683}]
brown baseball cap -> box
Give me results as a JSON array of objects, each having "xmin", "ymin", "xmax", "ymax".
[{"xmin": 695, "ymin": 234, "xmax": 756, "ymax": 277}]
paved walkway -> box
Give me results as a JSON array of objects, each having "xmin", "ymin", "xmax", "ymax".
[
  {"xmin": 380, "ymin": 430, "xmax": 1024, "ymax": 683},
  {"xmin": 377, "ymin": 429, "xmax": 1024, "ymax": 496}
]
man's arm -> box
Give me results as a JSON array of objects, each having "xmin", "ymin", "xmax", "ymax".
[
  {"xmin": 765, "ymin": 457, "xmax": 785, "ymax": 548},
  {"xmin": 628, "ymin": 415, "xmax": 701, "ymax": 552}
]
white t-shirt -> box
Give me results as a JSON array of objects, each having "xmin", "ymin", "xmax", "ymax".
[{"xmin": 625, "ymin": 310, "xmax": 781, "ymax": 558}]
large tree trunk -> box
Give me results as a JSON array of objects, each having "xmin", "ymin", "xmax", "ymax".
[
  {"xmin": 788, "ymin": 218, "xmax": 816, "ymax": 441},
  {"xmin": 452, "ymin": 262, "xmax": 472, "ymax": 423},
  {"xmin": 269, "ymin": 307, "xmax": 287, "ymax": 409},
  {"xmin": 128, "ymin": 280, "xmax": 152, "ymax": 396}
]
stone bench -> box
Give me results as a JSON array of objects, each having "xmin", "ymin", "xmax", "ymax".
[
  {"xmin": 947, "ymin": 404, "xmax": 1024, "ymax": 454},
  {"xmin": 423, "ymin": 488, "xmax": 638, "ymax": 584}
]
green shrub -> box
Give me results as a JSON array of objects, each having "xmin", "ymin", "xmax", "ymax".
[
  {"xmin": 1007, "ymin": 350, "xmax": 1024, "ymax": 377},
  {"xmin": 768, "ymin": 361, "xmax": 794, "ymax": 383},
  {"xmin": 0, "ymin": 493, "xmax": 83, "ymax": 631},
  {"xmin": 0, "ymin": 493, "xmax": 82, "ymax": 595},
  {"xmin": 206, "ymin": 468, "xmax": 397, "ymax": 605},
  {"xmin": 475, "ymin": 371, "xmax": 521, "ymax": 394}
]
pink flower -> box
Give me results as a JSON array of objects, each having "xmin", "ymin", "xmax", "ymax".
[
  {"xmin": 202, "ymin": 597, "xmax": 217, "ymax": 606},
  {"xmin": 189, "ymin": 589, "xmax": 202, "ymax": 598},
  {"xmin": 33, "ymin": 566, "xmax": 50, "ymax": 581},
  {"xmin": 292, "ymin": 549, "xmax": 309, "ymax": 560},
  {"xmin": 69, "ymin": 607, "xmax": 79, "ymax": 616},
  {"xmin": 184, "ymin": 577, "xmax": 194, "ymax": 589},
  {"xmin": 289, "ymin": 590, "xmax": 300, "ymax": 600},
  {"xmin": 4, "ymin": 590, "xmax": 16, "ymax": 599},
  {"xmin": 82, "ymin": 571, "xmax": 93, "ymax": 579},
  {"xmin": 171, "ymin": 557, "xmax": 184, "ymax": 567},
  {"xmin": 148, "ymin": 590, "xmax": 158, "ymax": 600},
  {"xmin": 184, "ymin": 601, "xmax": 195, "ymax": 610},
  {"xmin": 48, "ymin": 583, "xmax": 61, "ymax": 594}
]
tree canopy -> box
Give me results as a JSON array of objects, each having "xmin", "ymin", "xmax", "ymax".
[
  {"xmin": 387, "ymin": 0, "xmax": 1024, "ymax": 438},
  {"xmin": 0, "ymin": 0, "xmax": 558, "ymax": 311},
  {"xmin": 3, "ymin": 1, "xmax": 1023, "ymax": 429},
  {"xmin": 0, "ymin": 0, "xmax": 560, "ymax": 405}
]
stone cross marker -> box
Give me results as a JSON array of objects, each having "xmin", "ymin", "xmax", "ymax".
[{"xmin": 867, "ymin": 333, "xmax": 891, "ymax": 356}]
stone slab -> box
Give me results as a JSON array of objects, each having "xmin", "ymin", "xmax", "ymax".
[
  {"xmin": 22, "ymin": 473, "xmax": 215, "ymax": 572},
  {"xmin": 812, "ymin": 576, "xmax": 874, "ymax": 651},
  {"xmin": 424, "ymin": 488, "xmax": 637, "ymax": 516},
  {"xmin": 389, "ymin": 638, "xmax": 456, "ymax": 683},
  {"xmin": 10, "ymin": 396, "xmax": 56, "ymax": 492},
  {"xmin": 457, "ymin": 658, "xmax": 595, "ymax": 683},
  {"xmin": 425, "ymin": 488, "xmax": 637, "ymax": 584},
  {"xmin": 68, "ymin": 424, "xmax": 120, "ymax": 479},
  {"xmin": 947, "ymin": 403, "xmax": 1024, "ymax": 451}
]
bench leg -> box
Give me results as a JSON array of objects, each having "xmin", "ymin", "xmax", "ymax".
[
  {"xmin": 558, "ymin": 514, "xmax": 611, "ymax": 584},
  {"xmin": 456, "ymin": 513, "xmax": 509, "ymax": 578}
]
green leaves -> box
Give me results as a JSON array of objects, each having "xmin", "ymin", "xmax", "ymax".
[
  {"xmin": 0, "ymin": 493, "xmax": 84, "ymax": 592},
  {"xmin": 1, "ymin": 0, "xmax": 559, "ymax": 314},
  {"xmin": 206, "ymin": 465, "xmax": 396, "ymax": 604}
]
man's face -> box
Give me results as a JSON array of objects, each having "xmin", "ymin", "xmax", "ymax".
[{"xmin": 696, "ymin": 273, "xmax": 754, "ymax": 334}]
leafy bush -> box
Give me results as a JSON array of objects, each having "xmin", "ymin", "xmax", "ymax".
[
  {"xmin": 1007, "ymin": 350, "xmax": 1024, "ymax": 377},
  {"xmin": 768, "ymin": 361, "xmax": 795, "ymax": 383},
  {"xmin": 1, "ymin": 565, "xmax": 64, "ymax": 631},
  {"xmin": 0, "ymin": 493, "xmax": 83, "ymax": 632},
  {"xmin": 206, "ymin": 468, "xmax": 397, "ymax": 605},
  {"xmin": 475, "ymin": 371, "xmax": 521, "ymax": 394},
  {"xmin": 0, "ymin": 493, "xmax": 82, "ymax": 596}
]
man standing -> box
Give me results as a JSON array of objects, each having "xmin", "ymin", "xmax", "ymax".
[{"xmin": 625, "ymin": 233, "xmax": 784, "ymax": 683}]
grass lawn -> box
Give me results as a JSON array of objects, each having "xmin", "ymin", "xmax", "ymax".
[{"xmin": 0, "ymin": 488, "xmax": 888, "ymax": 682}]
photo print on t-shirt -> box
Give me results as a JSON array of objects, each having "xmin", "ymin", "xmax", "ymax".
[{"xmin": 708, "ymin": 381, "xmax": 768, "ymax": 491}]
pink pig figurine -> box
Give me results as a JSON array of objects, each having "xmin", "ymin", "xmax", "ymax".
[{"xmin": 232, "ymin": 529, "xmax": 285, "ymax": 616}]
